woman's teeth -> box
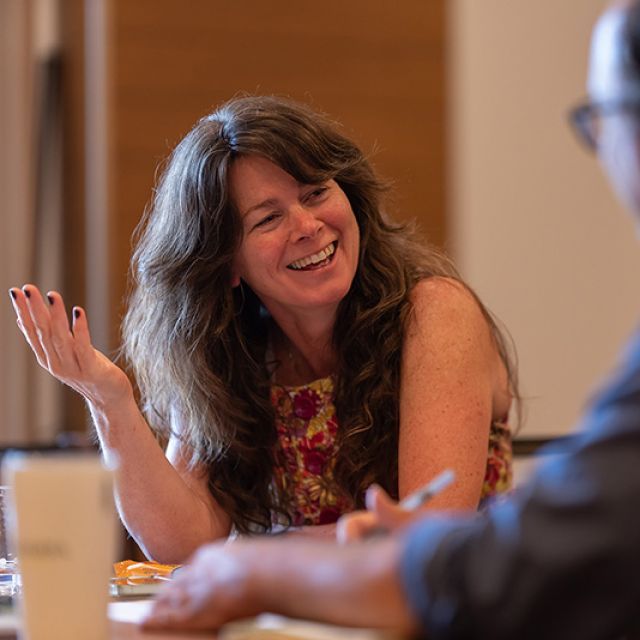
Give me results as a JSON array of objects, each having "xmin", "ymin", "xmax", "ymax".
[{"xmin": 288, "ymin": 242, "xmax": 336, "ymax": 270}]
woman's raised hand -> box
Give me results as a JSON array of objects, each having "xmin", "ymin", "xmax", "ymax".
[{"xmin": 8, "ymin": 284, "xmax": 133, "ymax": 408}]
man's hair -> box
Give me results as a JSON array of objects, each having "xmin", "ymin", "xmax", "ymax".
[
  {"xmin": 122, "ymin": 95, "xmax": 518, "ymax": 533},
  {"xmin": 622, "ymin": 1, "xmax": 640, "ymax": 76}
]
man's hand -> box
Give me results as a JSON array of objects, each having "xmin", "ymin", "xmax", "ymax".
[
  {"xmin": 337, "ymin": 485, "xmax": 419, "ymax": 543},
  {"xmin": 142, "ymin": 536, "xmax": 419, "ymax": 635},
  {"xmin": 142, "ymin": 542, "xmax": 262, "ymax": 631}
]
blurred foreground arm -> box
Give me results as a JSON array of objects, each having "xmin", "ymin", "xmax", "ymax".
[
  {"xmin": 143, "ymin": 536, "xmax": 419, "ymax": 634},
  {"xmin": 399, "ymin": 332, "xmax": 640, "ymax": 640}
]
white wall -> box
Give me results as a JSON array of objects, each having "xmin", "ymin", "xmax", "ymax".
[{"xmin": 450, "ymin": 0, "xmax": 640, "ymax": 438}]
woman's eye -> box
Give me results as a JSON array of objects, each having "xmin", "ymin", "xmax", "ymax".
[
  {"xmin": 306, "ymin": 186, "xmax": 329, "ymax": 202},
  {"xmin": 253, "ymin": 213, "xmax": 279, "ymax": 229}
]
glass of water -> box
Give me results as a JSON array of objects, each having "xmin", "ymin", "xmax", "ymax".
[{"xmin": 0, "ymin": 486, "xmax": 17, "ymax": 598}]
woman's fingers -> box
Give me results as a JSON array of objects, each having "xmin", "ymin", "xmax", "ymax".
[
  {"xmin": 21, "ymin": 285, "xmax": 69, "ymax": 373},
  {"xmin": 70, "ymin": 306, "xmax": 94, "ymax": 370},
  {"xmin": 9, "ymin": 287, "xmax": 48, "ymax": 367},
  {"xmin": 43, "ymin": 290, "xmax": 76, "ymax": 370},
  {"xmin": 9, "ymin": 284, "xmax": 132, "ymax": 405},
  {"xmin": 9, "ymin": 285, "xmax": 85, "ymax": 379}
]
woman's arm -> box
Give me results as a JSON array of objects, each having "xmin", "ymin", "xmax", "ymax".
[
  {"xmin": 93, "ymin": 400, "xmax": 231, "ymax": 563},
  {"xmin": 281, "ymin": 278, "xmax": 508, "ymax": 541},
  {"xmin": 9, "ymin": 285, "xmax": 231, "ymax": 563},
  {"xmin": 397, "ymin": 277, "xmax": 511, "ymax": 509}
]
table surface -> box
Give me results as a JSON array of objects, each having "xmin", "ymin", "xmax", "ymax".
[
  {"xmin": 109, "ymin": 600, "xmax": 193, "ymax": 639},
  {"xmin": 0, "ymin": 599, "xmax": 398, "ymax": 640}
]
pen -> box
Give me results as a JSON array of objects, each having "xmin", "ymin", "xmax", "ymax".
[
  {"xmin": 364, "ymin": 469, "xmax": 455, "ymax": 539},
  {"xmin": 398, "ymin": 468, "xmax": 456, "ymax": 511}
]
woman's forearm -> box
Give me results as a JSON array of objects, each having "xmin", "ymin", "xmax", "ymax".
[{"xmin": 88, "ymin": 395, "xmax": 230, "ymax": 563}]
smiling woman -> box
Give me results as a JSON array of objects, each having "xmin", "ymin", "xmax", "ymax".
[
  {"xmin": 230, "ymin": 156, "xmax": 360, "ymax": 325},
  {"xmin": 8, "ymin": 96, "xmax": 518, "ymax": 563}
]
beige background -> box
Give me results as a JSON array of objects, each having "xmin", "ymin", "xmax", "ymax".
[
  {"xmin": 450, "ymin": 0, "xmax": 640, "ymax": 439},
  {"xmin": 4, "ymin": 1, "xmax": 640, "ymax": 447},
  {"xmin": 0, "ymin": 0, "xmax": 446, "ymax": 442}
]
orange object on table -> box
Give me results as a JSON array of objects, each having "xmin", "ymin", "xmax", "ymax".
[{"xmin": 113, "ymin": 560, "xmax": 180, "ymax": 585}]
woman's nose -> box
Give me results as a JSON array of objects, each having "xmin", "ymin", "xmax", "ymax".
[{"xmin": 290, "ymin": 206, "xmax": 323, "ymax": 240}]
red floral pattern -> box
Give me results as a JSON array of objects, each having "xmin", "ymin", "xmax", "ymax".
[
  {"xmin": 271, "ymin": 377, "xmax": 513, "ymax": 526},
  {"xmin": 481, "ymin": 421, "xmax": 513, "ymax": 506},
  {"xmin": 271, "ymin": 376, "xmax": 352, "ymax": 526}
]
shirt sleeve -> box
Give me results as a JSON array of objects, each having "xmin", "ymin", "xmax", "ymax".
[{"xmin": 399, "ymin": 330, "xmax": 640, "ymax": 640}]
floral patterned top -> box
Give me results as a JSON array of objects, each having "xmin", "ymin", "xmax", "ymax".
[{"xmin": 271, "ymin": 375, "xmax": 512, "ymax": 526}]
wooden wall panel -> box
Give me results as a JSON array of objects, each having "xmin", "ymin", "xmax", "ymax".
[
  {"xmin": 100, "ymin": 0, "xmax": 446, "ymax": 347},
  {"xmin": 60, "ymin": 0, "xmax": 88, "ymax": 431},
  {"xmin": 63, "ymin": 0, "xmax": 446, "ymax": 348}
]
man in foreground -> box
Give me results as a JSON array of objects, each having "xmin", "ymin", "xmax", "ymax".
[{"xmin": 143, "ymin": 2, "xmax": 640, "ymax": 637}]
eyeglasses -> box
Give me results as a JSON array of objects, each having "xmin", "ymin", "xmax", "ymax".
[{"xmin": 568, "ymin": 99, "xmax": 640, "ymax": 151}]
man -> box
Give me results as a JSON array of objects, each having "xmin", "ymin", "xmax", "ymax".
[{"xmin": 143, "ymin": 2, "xmax": 640, "ymax": 638}]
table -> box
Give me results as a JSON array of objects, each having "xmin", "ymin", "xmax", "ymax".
[
  {"xmin": 108, "ymin": 600, "xmax": 201, "ymax": 639},
  {"xmin": 0, "ymin": 599, "xmax": 398, "ymax": 639}
]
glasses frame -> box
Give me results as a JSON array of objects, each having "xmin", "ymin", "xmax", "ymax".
[{"xmin": 568, "ymin": 98, "xmax": 640, "ymax": 151}]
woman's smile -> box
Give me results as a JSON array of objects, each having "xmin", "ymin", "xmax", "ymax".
[
  {"xmin": 287, "ymin": 241, "xmax": 338, "ymax": 271},
  {"xmin": 230, "ymin": 156, "xmax": 360, "ymax": 318}
]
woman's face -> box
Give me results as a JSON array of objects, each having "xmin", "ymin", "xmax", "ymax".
[{"xmin": 229, "ymin": 155, "xmax": 360, "ymax": 321}]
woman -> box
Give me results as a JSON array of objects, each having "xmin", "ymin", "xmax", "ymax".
[{"xmin": 8, "ymin": 96, "xmax": 516, "ymax": 563}]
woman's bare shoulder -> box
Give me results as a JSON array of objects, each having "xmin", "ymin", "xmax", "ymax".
[
  {"xmin": 409, "ymin": 276, "xmax": 487, "ymax": 328},
  {"xmin": 410, "ymin": 277, "xmax": 513, "ymax": 418}
]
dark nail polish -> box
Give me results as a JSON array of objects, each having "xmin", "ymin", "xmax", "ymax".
[
  {"xmin": 47, "ymin": 294, "xmax": 54, "ymax": 306},
  {"xmin": 8, "ymin": 289, "xmax": 16, "ymax": 301},
  {"xmin": 73, "ymin": 308, "xmax": 81, "ymax": 320},
  {"xmin": 23, "ymin": 288, "xmax": 31, "ymax": 299}
]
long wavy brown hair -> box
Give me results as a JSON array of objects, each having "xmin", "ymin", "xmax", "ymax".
[{"xmin": 122, "ymin": 95, "xmax": 518, "ymax": 534}]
